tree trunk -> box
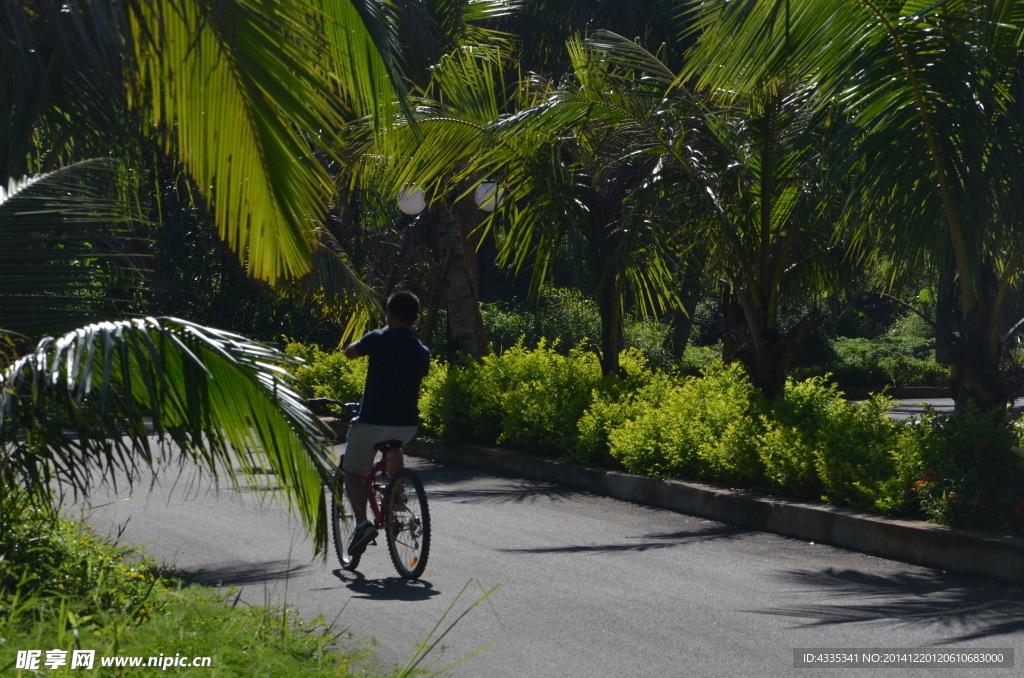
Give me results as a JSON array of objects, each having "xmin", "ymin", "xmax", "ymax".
[
  {"xmin": 721, "ymin": 292, "xmax": 820, "ymax": 400},
  {"xmin": 935, "ymin": 252, "xmax": 957, "ymax": 368},
  {"xmin": 596, "ymin": 279, "xmax": 625, "ymax": 376},
  {"xmin": 949, "ymin": 305, "xmax": 1007, "ymax": 418},
  {"xmin": 429, "ymin": 204, "xmax": 488, "ymax": 364},
  {"xmin": 668, "ymin": 264, "xmax": 704, "ymax": 359}
]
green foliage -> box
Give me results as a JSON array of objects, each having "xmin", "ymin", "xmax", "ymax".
[
  {"xmin": 1, "ymin": 321, "xmax": 331, "ymax": 554},
  {"xmin": 480, "ymin": 304, "xmax": 534, "ymax": 355},
  {"xmin": 480, "ymin": 288, "xmax": 675, "ymax": 370},
  {"xmin": 285, "ymin": 342, "xmax": 366, "ymax": 405},
  {"xmin": 0, "ymin": 492, "xmax": 383, "ymax": 676},
  {"xmin": 0, "ymin": 495, "xmax": 160, "ymax": 623},
  {"xmin": 687, "ymin": 298, "xmax": 723, "ymax": 347},
  {"xmin": 418, "ymin": 341, "xmax": 604, "ymax": 455},
  {"xmin": 901, "ymin": 406, "xmax": 1024, "ymax": 534},
  {"xmin": 294, "ymin": 338, "xmax": 1024, "ymax": 536},
  {"xmin": 606, "ymin": 362, "xmax": 765, "ymax": 484},
  {"xmin": 623, "ymin": 318, "xmax": 674, "ymax": 372},
  {"xmin": 763, "ymin": 381, "xmax": 907, "ymax": 510},
  {"xmin": 887, "ymin": 309, "xmax": 935, "ymax": 340},
  {"xmin": 797, "ymin": 336, "xmax": 948, "ymax": 389},
  {"xmin": 677, "ymin": 343, "xmax": 723, "ymax": 377},
  {"xmin": 571, "ymin": 350, "xmax": 660, "ymax": 468}
]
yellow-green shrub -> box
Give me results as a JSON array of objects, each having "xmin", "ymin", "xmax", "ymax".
[
  {"xmin": 607, "ymin": 362, "xmax": 765, "ymax": 484},
  {"xmin": 571, "ymin": 350, "xmax": 662, "ymax": 468},
  {"xmin": 284, "ymin": 342, "xmax": 366, "ymax": 403},
  {"xmin": 418, "ymin": 342, "xmax": 605, "ymax": 454}
]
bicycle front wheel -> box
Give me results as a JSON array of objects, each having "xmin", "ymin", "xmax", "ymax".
[
  {"xmin": 331, "ymin": 458, "xmax": 361, "ymax": 571},
  {"xmin": 385, "ymin": 469, "xmax": 430, "ymax": 579}
]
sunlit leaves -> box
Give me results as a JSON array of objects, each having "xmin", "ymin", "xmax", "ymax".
[{"xmin": 0, "ymin": 317, "xmax": 333, "ymax": 553}]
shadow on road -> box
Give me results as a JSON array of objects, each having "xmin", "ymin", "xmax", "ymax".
[
  {"xmin": 189, "ymin": 560, "xmax": 313, "ymax": 587},
  {"xmin": 428, "ymin": 482, "xmax": 573, "ymax": 505},
  {"xmin": 411, "ymin": 463, "xmax": 574, "ymax": 504},
  {"xmin": 497, "ymin": 524, "xmax": 750, "ymax": 555},
  {"xmin": 756, "ymin": 567, "xmax": 1024, "ymax": 642},
  {"xmin": 333, "ymin": 570, "xmax": 441, "ymax": 602}
]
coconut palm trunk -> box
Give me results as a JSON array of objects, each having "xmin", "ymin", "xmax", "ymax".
[{"xmin": 427, "ymin": 203, "xmax": 488, "ymax": 363}]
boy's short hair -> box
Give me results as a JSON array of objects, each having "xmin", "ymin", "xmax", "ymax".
[{"xmin": 387, "ymin": 291, "xmax": 420, "ymax": 324}]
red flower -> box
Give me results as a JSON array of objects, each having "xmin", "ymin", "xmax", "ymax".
[
  {"xmin": 982, "ymin": 441, "xmax": 993, "ymax": 449},
  {"xmin": 947, "ymin": 493, "xmax": 959, "ymax": 505},
  {"xmin": 924, "ymin": 469, "xmax": 935, "ymax": 480},
  {"xmin": 913, "ymin": 479, "xmax": 928, "ymax": 488},
  {"xmin": 972, "ymin": 491, "xmax": 986, "ymax": 503},
  {"xmin": 906, "ymin": 487, "xmax": 917, "ymax": 497},
  {"xmin": 1015, "ymin": 503, "xmax": 1024, "ymax": 520}
]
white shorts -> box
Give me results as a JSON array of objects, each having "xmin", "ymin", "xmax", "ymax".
[{"xmin": 343, "ymin": 420, "xmax": 418, "ymax": 476}]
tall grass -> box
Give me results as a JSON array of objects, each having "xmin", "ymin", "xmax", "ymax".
[{"xmin": 0, "ymin": 492, "xmax": 420, "ymax": 676}]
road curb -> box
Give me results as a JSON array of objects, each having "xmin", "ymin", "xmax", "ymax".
[{"xmin": 406, "ymin": 438, "xmax": 1024, "ymax": 585}]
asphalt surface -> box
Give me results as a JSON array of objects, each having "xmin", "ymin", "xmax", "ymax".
[
  {"xmin": 886, "ymin": 396, "xmax": 1024, "ymax": 420},
  {"xmin": 74, "ymin": 441, "xmax": 1024, "ymax": 678}
]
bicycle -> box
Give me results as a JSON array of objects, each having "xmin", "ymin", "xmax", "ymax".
[{"xmin": 309, "ymin": 399, "xmax": 431, "ymax": 580}]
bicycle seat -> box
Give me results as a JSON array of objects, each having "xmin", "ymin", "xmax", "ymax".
[{"xmin": 374, "ymin": 439, "xmax": 405, "ymax": 453}]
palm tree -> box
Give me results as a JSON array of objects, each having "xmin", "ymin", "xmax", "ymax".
[
  {"xmin": 696, "ymin": 79, "xmax": 846, "ymax": 398},
  {"xmin": 1, "ymin": 0, "xmax": 407, "ymax": 552},
  {"xmin": 485, "ymin": 32, "xmax": 844, "ymax": 390},
  {"xmin": 480, "ymin": 36, "xmax": 687, "ymax": 375},
  {"xmin": 685, "ymin": 0, "xmax": 1024, "ymax": 416},
  {"xmin": 353, "ymin": 11, "xmax": 518, "ymax": 363}
]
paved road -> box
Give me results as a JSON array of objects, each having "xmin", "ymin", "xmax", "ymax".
[
  {"xmin": 887, "ymin": 397, "xmax": 1024, "ymax": 420},
  {"xmin": 74, "ymin": 447, "xmax": 1024, "ymax": 678}
]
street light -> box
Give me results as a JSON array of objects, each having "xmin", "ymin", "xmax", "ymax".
[
  {"xmin": 473, "ymin": 181, "xmax": 503, "ymax": 212},
  {"xmin": 397, "ymin": 187, "xmax": 426, "ymax": 215}
]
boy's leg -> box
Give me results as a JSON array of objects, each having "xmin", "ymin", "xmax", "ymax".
[
  {"xmin": 386, "ymin": 426, "xmax": 417, "ymax": 477},
  {"xmin": 344, "ymin": 471, "xmax": 369, "ymax": 524},
  {"xmin": 343, "ymin": 422, "xmax": 377, "ymax": 524},
  {"xmin": 386, "ymin": 448, "xmax": 404, "ymax": 478}
]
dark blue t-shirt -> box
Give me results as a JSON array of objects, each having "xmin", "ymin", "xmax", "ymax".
[{"xmin": 354, "ymin": 327, "xmax": 430, "ymax": 426}]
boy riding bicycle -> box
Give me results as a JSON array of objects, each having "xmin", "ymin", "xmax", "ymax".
[{"xmin": 343, "ymin": 291, "xmax": 430, "ymax": 557}]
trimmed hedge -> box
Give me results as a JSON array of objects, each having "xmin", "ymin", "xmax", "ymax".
[{"xmin": 291, "ymin": 342, "xmax": 1024, "ymax": 536}]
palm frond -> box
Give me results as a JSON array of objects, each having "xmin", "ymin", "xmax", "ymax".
[
  {"xmin": 0, "ymin": 159, "xmax": 150, "ymax": 337},
  {"xmin": 291, "ymin": 244, "xmax": 382, "ymax": 345},
  {"xmin": 130, "ymin": 0, "xmax": 407, "ymax": 284},
  {"xmin": 0, "ymin": 317, "xmax": 333, "ymax": 553}
]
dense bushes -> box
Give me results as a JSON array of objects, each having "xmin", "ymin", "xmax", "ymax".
[
  {"xmin": 419, "ymin": 342, "xmax": 605, "ymax": 455},
  {"xmin": 479, "ymin": 287, "xmax": 950, "ymax": 388},
  {"xmin": 290, "ymin": 341, "xmax": 1024, "ymax": 536},
  {"xmin": 285, "ymin": 342, "xmax": 365, "ymax": 404},
  {"xmin": 480, "ymin": 288, "xmax": 675, "ymax": 370},
  {"xmin": 797, "ymin": 336, "xmax": 949, "ymax": 389}
]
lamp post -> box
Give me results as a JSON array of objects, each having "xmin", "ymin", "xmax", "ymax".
[
  {"xmin": 396, "ymin": 183, "xmax": 497, "ymax": 362},
  {"xmin": 397, "ymin": 187, "xmax": 426, "ymax": 216},
  {"xmin": 473, "ymin": 181, "xmax": 503, "ymax": 212}
]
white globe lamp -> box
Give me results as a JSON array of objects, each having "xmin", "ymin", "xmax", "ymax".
[
  {"xmin": 397, "ymin": 187, "xmax": 426, "ymax": 215},
  {"xmin": 473, "ymin": 181, "xmax": 503, "ymax": 212}
]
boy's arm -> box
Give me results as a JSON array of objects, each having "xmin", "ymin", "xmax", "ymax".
[{"xmin": 344, "ymin": 342, "xmax": 361, "ymax": 360}]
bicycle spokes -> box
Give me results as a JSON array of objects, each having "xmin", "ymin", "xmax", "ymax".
[{"xmin": 385, "ymin": 471, "xmax": 430, "ymax": 579}]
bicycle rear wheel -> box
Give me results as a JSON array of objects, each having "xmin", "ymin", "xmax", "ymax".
[
  {"xmin": 385, "ymin": 469, "xmax": 430, "ymax": 579},
  {"xmin": 331, "ymin": 458, "xmax": 360, "ymax": 571}
]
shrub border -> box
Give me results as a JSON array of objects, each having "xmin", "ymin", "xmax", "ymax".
[{"xmin": 407, "ymin": 439, "xmax": 1024, "ymax": 585}]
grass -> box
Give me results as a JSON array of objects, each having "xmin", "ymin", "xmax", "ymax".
[{"xmin": 0, "ymin": 494, "xmax": 424, "ymax": 677}]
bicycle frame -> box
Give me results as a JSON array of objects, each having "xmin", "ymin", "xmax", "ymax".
[
  {"xmin": 357, "ymin": 444, "xmax": 402, "ymax": 529},
  {"xmin": 363, "ymin": 459, "xmax": 385, "ymax": 527}
]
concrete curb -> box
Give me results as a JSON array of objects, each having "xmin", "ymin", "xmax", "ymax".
[{"xmin": 406, "ymin": 438, "xmax": 1024, "ymax": 586}]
